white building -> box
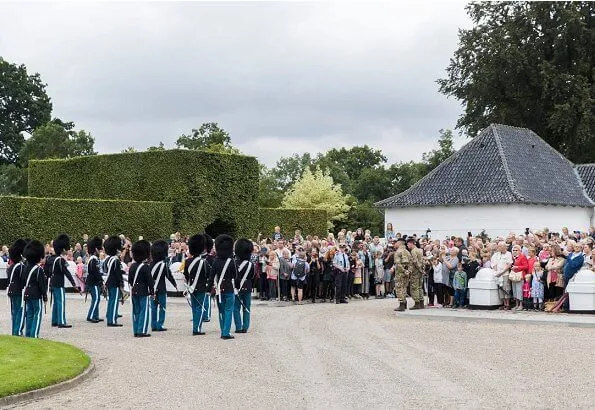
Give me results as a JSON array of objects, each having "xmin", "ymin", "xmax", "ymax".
[{"xmin": 376, "ymin": 124, "xmax": 595, "ymax": 239}]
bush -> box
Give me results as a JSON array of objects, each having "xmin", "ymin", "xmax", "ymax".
[
  {"xmin": 258, "ymin": 208, "xmax": 328, "ymax": 238},
  {"xmin": 28, "ymin": 149, "xmax": 259, "ymax": 237},
  {"xmin": 0, "ymin": 196, "xmax": 173, "ymax": 244}
]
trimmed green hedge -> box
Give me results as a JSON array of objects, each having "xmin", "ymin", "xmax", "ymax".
[
  {"xmin": 28, "ymin": 149, "xmax": 259, "ymax": 237},
  {"xmin": 258, "ymin": 208, "xmax": 328, "ymax": 238},
  {"xmin": 0, "ymin": 196, "xmax": 173, "ymax": 244}
]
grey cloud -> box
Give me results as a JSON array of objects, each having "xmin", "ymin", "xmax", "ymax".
[{"xmin": 0, "ymin": 1, "xmax": 469, "ymax": 166}]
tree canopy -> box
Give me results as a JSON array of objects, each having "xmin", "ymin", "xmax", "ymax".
[
  {"xmin": 438, "ymin": 1, "xmax": 594, "ymax": 163},
  {"xmin": 176, "ymin": 122, "xmax": 240, "ymax": 154},
  {"xmin": 282, "ymin": 167, "xmax": 350, "ymax": 229},
  {"xmin": 0, "ymin": 57, "xmax": 52, "ymax": 165}
]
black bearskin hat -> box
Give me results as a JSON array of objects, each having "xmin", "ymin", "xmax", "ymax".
[
  {"xmin": 234, "ymin": 238, "xmax": 253, "ymax": 262},
  {"xmin": 151, "ymin": 240, "xmax": 169, "ymax": 262},
  {"xmin": 188, "ymin": 234, "xmax": 205, "ymax": 257},
  {"xmin": 215, "ymin": 234, "xmax": 233, "ymax": 259},
  {"xmin": 87, "ymin": 236, "xmax": 103, "ymax": 255},
  {"xmin": 204, "ymin": 234, "xmax": 214, "ymax": 253},
  {"xmin": 53, "ymin": 234, "xmax": 70, "ymax": 255},
  {"xmin": 131, "ymin": 240, "xmax": 150, "ymax": 263},
  {"xmin": 23, "ymin": 240, "xmax": 45, "ymax": 264},
  {"xmin": 9, "ymin": 239, "xmax": 28, "ymax": 263},
  {"xmin": 103, "ymin": 235, "xmax": 123, "ymax": 256}
]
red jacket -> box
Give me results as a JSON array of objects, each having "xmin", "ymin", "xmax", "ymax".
[{"xmin": 512, "ymin": 253, "xmax": 530, "ymax": 279}]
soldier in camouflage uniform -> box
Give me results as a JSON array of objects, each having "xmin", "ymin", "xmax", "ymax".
[
  {"xmin": 407, "ymin": 238, "xmax": 425, "ymax": 310},
  {"xmin": 393, "ymin": 238, "xmax": 411, "ymax": 311}
]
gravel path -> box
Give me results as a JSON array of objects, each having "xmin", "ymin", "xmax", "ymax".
[{"xmin": 1, "ymin": 295, "xmax": 594, "ymax": 409}]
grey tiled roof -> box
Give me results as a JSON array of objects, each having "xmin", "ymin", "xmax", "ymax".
[
  {"xmin": 577, "ymin": 164, "xmax": 595, "ymax": 203},
  {"xmin": 376, "ymin": 124, "xmax": 594, "ymax": 208}
]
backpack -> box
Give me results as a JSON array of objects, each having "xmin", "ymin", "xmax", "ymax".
[{"xmin": 293, "ymin": 259, "xmax": 306, "ymax": 279}]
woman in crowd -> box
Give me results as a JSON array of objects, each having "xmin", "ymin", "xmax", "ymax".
[
  {"xmin": 545, "ymin": 245, "xmax": 565, "ymax": 301},
  {"xmin": 385, "ymin": 223, "xmax": 395, "ymax": 240},
  {"xmin": 510, "ymin": 245, "xmax": 529, "ymax": 310}
]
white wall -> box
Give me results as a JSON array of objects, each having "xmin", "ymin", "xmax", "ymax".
[{"xmin": 383, "ymin": 204, "xmax": 594, "ymax": 239}]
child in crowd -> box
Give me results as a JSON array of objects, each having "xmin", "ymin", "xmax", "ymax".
[
  {"xmin": 75, "ymin": 256, "xmax": 86, "ymax": 293},
  {"xmin": 267, "ymin": 251, "xmax": 279, "ymax": 301},
  {"xmin": 531, "ymin": 262, "xmax": 545, "ymax": 311},
  {"xmin": 452, "ymin": 262, "xmax": 467, "ymax": 308},
  {"xmin": 432, "ymin": 256, "xmax": 444, "ymax": 307},
  {"xmin": 374, "ymin": 251, "xmax": 384, "ymax": 298},
  {"xmin": 522, "ymin": 273, "xmax": 532, "ymax": 310},
  {"xmin": 352, "ymin": 251, "xmax": 363, "ymax": 299}
]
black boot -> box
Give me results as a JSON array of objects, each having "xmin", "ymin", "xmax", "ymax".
[
  {"xmin": 394, "ymin": 302, "xmax": 406, "ymax": 312},
  {"xmin": 409, "ymin": 301, "xmax": 421, "ymax": 310}
]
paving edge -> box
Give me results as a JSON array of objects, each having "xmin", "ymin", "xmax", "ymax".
[
  {"xmin": 0, "ymin": 360, "xmax": 95, "ymax": 407},
  {"xmin": 397, "ymin": 312, "xmax": 595, "ymax": 328}
]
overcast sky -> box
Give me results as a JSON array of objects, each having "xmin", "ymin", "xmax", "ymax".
[{"xmin": 0, "ymin": 1, "xmax": 471, "ymax": 167}]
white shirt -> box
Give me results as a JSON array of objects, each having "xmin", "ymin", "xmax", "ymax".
[
  {"xmin": 433, "ymin": 262, "xmax": 443, "ymax": 284},
  {"xmin": 491, "ymin": 251, "xmax": 513, "ymax": 275}
]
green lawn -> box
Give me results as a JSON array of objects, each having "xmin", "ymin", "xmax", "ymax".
[{"xmin": 0, "ymin": 335, "xmax": 90, "ymax": 398}]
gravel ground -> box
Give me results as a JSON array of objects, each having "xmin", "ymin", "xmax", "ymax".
[{"xmin": 1, "ymin": 294, "xmax": 594, "ymax": 409}]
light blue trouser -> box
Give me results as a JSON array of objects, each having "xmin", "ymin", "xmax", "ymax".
[
  {"xmin": 87, "ymin": 285, "xmax": 101, "ymax": 321},
  {"xmin": 51, "ymin": 287, "xmax": 66, "ymax": 325},
  {"xmin": 10, "ymin": 295, "xmax": 24, "ymax": 336},
  {"xmin": 233, "ymin": 291, "xmax": 252, "ymax": 332},
  {"xmin": 203, "ymin": 294, "xmax": 212, "ymax": 321},
  {"xmin": 132, "ymin": 295, "xmax": 150, "ymax": 335},
  {"xmin": 106, "ymin": 287, "xmax": 120, "ymax": 325},
  {"xmin": 216, "ymin": 292, "xmax": 235, "ymax": 337},
  {"xmin": 25, "ymin": 299, "xmax": 43, "ymax": 338},
  {"xmin": 191, "ymin": 291, "xmax": 208, "ymax": 333},
  {"xmin": 151, "ymin": 292, "xmax": 167, "ymax": 330}
]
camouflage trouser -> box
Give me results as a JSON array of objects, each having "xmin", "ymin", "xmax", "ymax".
[
  {"xmin": 409, "ymin": 270, "xmax": 422, "ymax": 302},
  {"xmin": 397, "ymin": 270, "xmax": 423, "ymax": 303},
  {"xmin": 396, "ymin": 271, "xmax": 409, "ymax": 302}
]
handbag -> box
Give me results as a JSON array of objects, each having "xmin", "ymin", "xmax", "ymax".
[
  {"xmin": 555, "ymin": 272, "xmax": 565, "ymax": 288},
  {"xmin": 509, "ymin": 271, "xmax": 522, "ymax": 282}
]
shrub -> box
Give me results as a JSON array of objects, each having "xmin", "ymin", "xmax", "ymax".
[
  {"xmin": 28, "ymin": 149, "xmax": 259, "ymax": 237},
  {"xmin": 0, "ymin": 196, "xmax": 173, "ymax": 244},
  {"xmin": 258, "ymin": 208, "xmax": 328, "ymax": 238}
]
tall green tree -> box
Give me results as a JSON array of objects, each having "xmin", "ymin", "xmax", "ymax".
[
  {"xmin": 176, "ymin": 122, "xmax": 240, "ymax": 154},
  {"xmin": 19, "ymin": 122, "xmax": 96, "ymax": 164},
  {"xmin": 269, "ymin": 153, "xmax": 313, "ymax": 192},
  {"xmin": 0, "ymin": 58, "xmax": 52, "ymax": 165},
  {"xmin": 438, "ymin": 1, "xmax": 594, "ymax": 163},
  {"xmin": 282, "ymin": 167, "xmax": 351, "ymax": 229}
]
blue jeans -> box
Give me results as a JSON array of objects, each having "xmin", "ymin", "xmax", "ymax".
[
  {"xmin": 10, "ymin": 295, "xmax": 24, "ymax": 336},
  {"xmin": 132, "ymin": 295, "xmax": 150, "ymax": 335},
  {"xmin": 106, "ymin": 287, "xmax": 121, "ymax": 325},
  {"xmin": 233, "ymin": 291, "xmax": 251, "ymax": 332},
  {"xmin": 87, "ymin": 285, "xmax": 101, "ymax": 321},
  {"xmin": 151, "ymin": 292, "xmax": 167, "ymax": 330},
  {"xmin": 454, "ymin": 288, "xmax": 466, "ymax": 306},
  {"xmin": 51, "ymin": 287, "xmax": 66, "ymax": 325},
  {"xmin": 216, "ymin": 292, "xmax": 235, "ymax": 337},
  {"xmin": 25, "ymin": 299, "xmax": 43, "ymax": 338}
]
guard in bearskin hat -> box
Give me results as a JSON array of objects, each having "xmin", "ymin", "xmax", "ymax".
[
  {"xmin": 150, "ymin": 240, "xmax": 178, "ymax": 332},
  {"xmin": 183, "ymin": 234, "xmax": 209, "ymax": 335},
  {"xmin": 233, "ymin": 238, "xmax": 255, "ymax": 334},
  {"xmin": 7, "ymin": 239, "xmax": 28, "ymax": 336},
  {"xmin": 22, "ymin": 240, "xmax": 47, "ymax": 338},
  {"xmin": 85, "ymin": 236, "xmax": 104, "ymax": 323},
  {"xmin": 47, "ymin": 234, "xmax": 79, "ymax": 328},
  {"xmin": 209, "ymin": 234, "xmax": 236, "ymax": 340}
]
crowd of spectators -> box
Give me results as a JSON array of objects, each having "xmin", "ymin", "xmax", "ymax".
[{"xmin": 2, "ymin": 226, "xmax": 593, "ymax": 312}]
